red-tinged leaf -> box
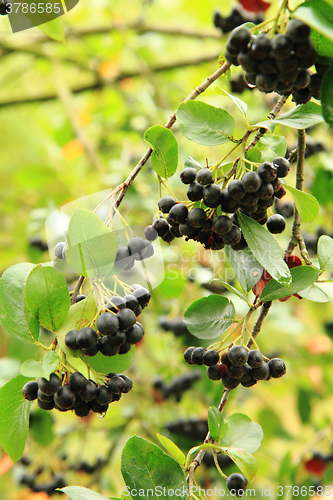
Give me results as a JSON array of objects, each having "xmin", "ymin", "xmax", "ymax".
[{"xmin": 239, "ymin": 0, "xmax": 271, "ymax": 13}]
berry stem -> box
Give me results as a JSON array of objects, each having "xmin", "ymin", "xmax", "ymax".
[
  {"xmin": 159, "ymin": 176, "xmax": 178, "ymax": 200},
  {"xmin": 213, "ymin": 451, "xmax": 228, "ymax": 480}
]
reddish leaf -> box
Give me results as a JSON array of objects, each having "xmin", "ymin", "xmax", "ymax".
[{"xmin": 239, "ymin": 0, "xmax": 271, "ymax": 13}]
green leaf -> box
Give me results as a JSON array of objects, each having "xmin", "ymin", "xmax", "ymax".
[
  {"xmin": 0, "ymin": 358, "xmax": 21, "ymax": 388},
  {"xmin": 238, "ymin": 212, "xmax": 291, "ymax": 285},
  {"xmin": 321, "ymin": 62, "xmax": 333, "ymax": 127},
  {"xmin": 25, "ymin": 264, "xmax": 70, "ymax": 331},
  {"xmin": 176, "ymin": 101, "xmax": 235, "ymax": 146},
  {"xmin": 318, "ymin": 235, "xmax": 333, "ymax": 270},
  {"xmin": 294, "ymin": 1, "xmax": 333, "ymax": 43},
  {"xmin": 210, "ymin": 279, "xmax": 251, "ymax": 305},
  {"xmin": 184, "ymin": 156, "xmax": 203, "ymax": 170},
  {"xmin": 0, "ymin": 375, "xmax": 32, "ymax": 462},
  {"xmin": 156, "ymin": 433, "xmax": 185, "ymax": 467},
  {"xmin": 216, "ymin": 88, "xmax": 248, "ymax": 115},
  {"xmin": 121, "ymin": 436, "xmax": 186, "ymax": 500},
  {"xmin": 284, "ymin": 185, "xmax": 319, "ymax": 223},
  {"xmin": 20, "ymin": 351, "xmax": 60, "ymax": 378},
  {"xmin": 0, "ymin": 263, "xmax": 39, "ymax": 344},
  {"xmin": 297, "ymin": 388, "xmax": 312, "ymax": 424},
  {"xmin": 184, "ymin": 295, "xmax": 235, "ymax": 339},
  {"xmin": 260, "ymin": 266, "xmax": 321, "ymax": 302},
  {"xmin": 58, "ymin": 487, "xmax": 110, "ymax": 500},
  {"xmin": 208, "ymin": 407, "xmax": 224, "ymax": 442},
  {"xmin": 144, "ymin": 125, "xmax": 178, "ymax": 179},
  {"xmin": 30, "ymin": 408, "xmax": 55, "ymax": 446},
  {"xmin": 88, "ymin": 347, "xmax": 135, "ymax": 375},
  {"xmin": 297, "ymin": 284, "xmax": 329, "ymax": 302},
  {"xmin": 225, "ymin": 246, "xmax": 263, "ymax": 293},
  {"xmin": 37, "ymin": 17, "xmax": 65, "ymax": 42},
  {"xmin": 312, "ymin": 168, "xmax": 333, "ymax": 206},
  {"xmin": 223, "ymin": 447, "xmax": 257, "ymax": 482},
  {"xmin": 220, "ymin": 413, "xmax": 264, "ymax": 454},
  {"xmin": 66, "ymin": 209, "xmax": 118, "ymax": 280},
  {"xmin": 246, "ymin": 135, "xmax": 287, "ymax": 164},
  {"xmin": 56, "ymin": 293, "xmax": 98, "ymax": 357},
  {"xmin": 257, "ymin": 102, "xmax": 324, "ymax": 131}
]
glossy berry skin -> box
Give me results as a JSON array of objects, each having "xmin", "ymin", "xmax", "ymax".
[
  {"xmin": 37, "ymin": 389, "xmax": 54, "ymax": 402},
  {"xmin": 227, "ymin": 473, "xmax": 248, "ymax": 497},
  {"xmin": 256, "ymin": 182, "xmax": 274, "ymax": 200},
  {"xmin": 97, "ymin": 312, "xmax": 119, "ymax": 335},
  {"xmin": 247, "ymin": 350, "xmax": 263, "ymax": 369},
  {"xmin": 223, "ymin": 225, "xmax": 242, "ymax": 246},
  {"xmin": 132, "ymin": 286, "xmax": 151, "ymax": 308},
  {"xmin": 239, "ymin": 364, "xmax": 252, "ymax": 382},
  {"xmin": 126, "ymin": 324, "xmax": 144, "ymax": 344},
  {"xmin": 22, "ymin": 381, "xmax": 38, "ymax": 401},
  {"xmin": 179, "ymin": 222, "xmax": 196, "ymax": 237},
  {"xmin": 251, "ymin": 362, "xmax": 270, "ymax": 380},
  {"xmin": 107, "ymin": 375, "xmax": 126, "ymax": 394},
  {"xmin": 203, "ymin": 350, "xmax": 220, "ymax": 366},
  {"xmin": 65, "ymin": 330, "xmax": 79, "ymax": 350},
  {"xmin": 158, "ymin": 196, "xmax": 176, "ymax": 213},
  {"xmin": 116, "ymin": 308, "xmax": 136, "ymax": 331},
  {"xmin": 255, "ymin": 73, "xmax": 277, "ymax": 93},
  {"xmin": 187, "ymin": 208, "xmax": 207, "ymax": 228},
  {"xmin": 38, "ymin": 373, "xmax": 62, "ymax": 395},
  {"xmin": 191, "ymin": 347, "xmax": 206, "ymax": 365},
  {"xmin": 77, "ymin": 327, "xmax": 98, "ymax": 349},
  {"xmin": 54, "ymin": 386, "xmax": 76, "ymax": 410},
  {"xmin": 267, "ymin": 214, "xmax": 286, "ymax": 234},
  {"xmin": 273, "ymin": 157, "xmax": 291, "ymax": 178},
  {"xmin": 128, "ymin": 237, "xmax": 147, "ymax": 258},
  {"xmin": 98, "ymin": 336, "xmax": 120, "ymax": 357},
  {"xmin": 228, "ymin": 346, "xmax": 248, "ymax": 367},
  {"xmin": 228, "ymin": 179, "xmax": 246, "ymax": 200},
  {"xmin": 184, "ymin": 347, "xmax": 196, "ymax": 364},
  {"xmin": 107, "ymin": 330, "xmax": 126, "ymax": 347},
  {"xmin": 257, "ymin": 162, "xmax": 277, "ymax": 182},
  {"xmin": 96, "ymin": 385, "xmax": 113, "ymax": 405},
  {"xmin": 207, "ymin": 364, "xmax": 224, "ymax": 380},
  {"xmin": 108, "ymin": 297, "xmax": 126, "ymax": 310},
  {"xmin": 180, "ymin": 167, "xmax": 197, "ymax": 184},
  {"xmin": 80, "ymin": 380, "xmax": 97, "ymax": 402},
  {"xmin": 268, "ymin": 358, "xmax": 286, "ymax": 378},
  {"xmin": 227, "ymin": 364, "xmax": 246, "ymax": 379},
  {"xmin": 228, "ymin": 27, "xmax": 251, "ymax": 52},
  {"xmin": 187, "ymin": 182, "xmax": 203, "ymax": 202},
  {"xmin": 220, "ymin": 190, "xmax": 239, "ymax": 213},
  {"xmin": 120, "ymin": 375, "xmax": 133, "ymax": 393},
  {"xmin": 287, "ymin": 19, "xmax": 311, "ymax": 43},
  {"xmin": 75, "ymin": 402, "xmax": 91, "ymax": 417},
  {"xmin": 271, "ymin": 34, "xmax": 293, "ymax": 59},
  {"xmin": 152, "ymin": 218, "xmax": 169, "ymax": 237},
  {"xmin": 203, "ymin": 184, "xmax": 221, "ymax": 208},
  {"xmin": 69, "ymin": 372, "xmax": 87, "ymax": 392},
  {"xmin": 242, "ymin": 171, "xmax": 261, "ymax": 192},
  {"xmin": 213, "ymin": 215, "xmax": 233, "ymax": 236},
  {"xmin": 168, "ymin": 204, "xmax": 188, "ymax": 224},
  {"xmin": 251, "ymin": 34, "xmax": 271, "ymax": 60},
  {"xmin": 197, "ymin": 169, "xmax": 213, "ymax": 185},
  {"xmin": 241, "ymin": 377, "xmax": 257, "ymax": 388},
  {"xmin": 222, "ymin": 373, "xmax": 240, "ymax": 390}
]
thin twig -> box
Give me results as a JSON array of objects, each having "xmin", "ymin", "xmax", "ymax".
[
  {"xmin": 285, "ymin": 129, "xmax": 312, "ymax": 265},
  {"xmin": 187, "ymin": 302, "xmax": 272, "ymax": 486}
]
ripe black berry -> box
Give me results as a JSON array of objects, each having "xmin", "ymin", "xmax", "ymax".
[
  {"xmin": 152, "ymin": 218, "xmax": 169, "ymax": 237},
  {"xmin": 207, "ymin": 363, "xmax": 226, "ymax": 380},
  {"xmin": 287, "ymin": 19, "xmax": 311, "ymax": 43},
  {"xmin": 227, "ymin": 364, "xmax": 246, "ymax": 379},
  {"xmin": 75, "ymin": 294, "xmax": 86, "ymax": 303},
  {"xmin": 239, "ymin": 364, "xmax": 252, "ymax": 382},
  {"xmin": 267, "ymin": 214, "xmax": 286, "ymax": 234},
  {"xmin": 77, "ymin": 327, "xmax": 98, "ymax": 349},
  {"xmin": 97, "ymin": 312, "xmax": 119, "ymax": 335},
  {"xmin": 293, "ymin": 87, "xmax": 311, "ymax": 105},
  {"xmin": 197, "ymin": 169, "xmax": 213, "ymax": 185},
  {"xmin": 228, "ymin": 346, "xmax": 248, "ymax": 367},
  {"xmin": 168, "ymin": 204, "xmax": 188, "ymax": 224},
  {"xmin": 257, "ymin": 162, "xmax": 277, "ymax": 182},
  {"xmin": 221, "ymin": 373, "xmax": 240, "ymax": 389},
  {"xmin": 184, "ymin": 347, "xmax": 196, "ymax": 364},
  {"xmin": 119, "ymin": 342, "xmax": 131, "ymax": 354},
  {"xmin": 107, "ymin": 330, "xmax": 126, "ymax": 347},
  {"xmin": 256, "ymin": 182, "xmax": 274, "ymax": 200},
  {"xmin": 128, "ymin": 237, "xmax": 147, "ymax": 259},
  {"xmin": 37, "ymin": 389, "xmax": 54, "ymax": 402},
  {"xmin": 227, "ymin": 473, "xmax": 248, "ymax": 497},
  {"xmin": 255, "ymin": 73, "xmax": 277, "ymax": 93},
  {"xmin": 242, "ymin": 171, "xmax": 261, "ymax": 192},
  {"xmin": 22, "ymin": 381, "xmax": 38, "ymax": 401},
  {"xmin": 75, "ymin": 401, "xmax": 91, "ymax": 417},
  {"xmin": 220, "ymin": 190, "xmax": 239, "ymax": 213},
  {"xmin": 228, "ymin": 180, "xmax": 246, "ymax": 200},
  {"xmin": 268, "ymin": 358, "xmax": 286, "ymax": 378},
  {"xmin": 144, "ymin": 225, "xmax": 158, "ymax": 241},
  {"xmin": 65, "ymin": 330, "xmax": 79, "ymax": 350},
  {"xmin": 203, "ymin": 184, "xmax": 221, "ymax": 208},
  {"xmin": 203, "ymin": 350, "xmax": 220, "ymax": 366},
  {"xmin": 241, "ymin": 378, "xmax": 257, "ymax": 387},
  {"xmin": 132, "ymin": 286, "xmax": 151, "ymax": 308},
  {"xmin": 119, "ymin": 375, "xmax": 133, "ymax": 393},
  {"xmin": 191, "ymin": 347, "xmax": 206, "ymax": 365},
  {"xmin": 38, "ymin": 373, "xmax": 62, "ymax": 395},
  {"xmin": 237, "ymin": 51, "xmax": 258, "ymax": 73},
  {"xmin": 116, "ymin": 308, "xmax": 136, "ymax": 331},
  {"xmin": 126, "ymin": 324, "xmax": 144, "ymax": 344},
  {"xmin": 69, "ymin": 372, "xmax": 87, "ymax": 392},
  {"xmin": 98, "ymin": 336, "xmax": 120, "ymax": 356},
  {"xmin": 251, "ymin": 362, "xmax": 270, "ymax": 380},
  {"xmin": 213, "ymin": 215, "xmax": 233, "ymax": 236},
  {"xmin": 179, "ymin": 222, "xmax": 196, "ymax": 237},
  {"xmin": 80, "ymin": 380, "xmax": 97, "ymax": 402},
  {"xmin": 54, "ymin": 386, "xmax": 76, "ymax": 410},
  {"xmin": 223, "ymin": 225, "xmax": 242, "ymax": 246},
  {"xmin": 251, "ymin": 34, "xmax": 271, "ymax": 60},
  {"xmin": 187, "ymin": 208, "xmax": 207, "ymax": 228},
  {"xmin": 271, "ymin": 34, "xmax": 293, "ymax": 59},
  {"xmin": 227, "ymin": 27, "xmax": 251, "ymax": 52},
  {"xmin": 107, "ymin": 375, "xmax": 126, "ymax": 394},
  {"xmin": 180, "ymin": 167, "xmax": 197, "ymax": 184},
  {"xmin": 38, "ymin": 399, "xmax": 55, "ymax": 411},
  {"xmin": 158, "ymin": 196, "xmax": 176, "ymax": 213},
  {"xmin": 96, "ymin": 385, "xmax": 113, "ymax": 405},
  {"xmin": 272, "ymin": 157, "xmax": 290, "ymax": 178},
  {"xmin": 82, "ymin": 344, "xmax": 99, "ymax": 357},
  {"xmin": 187, "ymin": 182, "xmax": 204, "ymax": 202},
  {"xmin": 247, "ymin": 350, "xmax": 263, "ymax": 369}
]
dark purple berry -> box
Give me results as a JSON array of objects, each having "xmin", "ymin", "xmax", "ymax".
[
  {"xmin": 97, "ymin": 312, "xmax": 119, "ymax": 335},
  {"xmin": 144, "ymin": 225, "xmax": 158, "ymax": 241},
  {"xmin": 187, "ymin": 182, "xmax": 204, "ymax": 202},
  {"xmin": 158, "ymin": 196, "xmax": 176, "ymax": 213},
  {"xmin": 213, "ymin": 215, "xmax": 233, "ymax": 236},
  {"xmin": 152, "ymin": 218, "xmax": 169, "ymax": 237},
  {"xmin": 191, "ymin": 347, "xmax": 206, "ymax": 365},
  {"xmin": 227, "ymin": 473, "xmax": 248, "ymax": 497},
  {"xmin": 54, "ymin": 386, "xmax": 76, "ymax": 410},
  {"xmin": 268, "ymin": 358, "xmax": 286, "ymax": 378},
  {"xmin": 22, "ymin": 381, "xmax": 38, "ymax": 401},
  {"xmin": 267, "ymin": 214, "xmax": 286, "ymax": 234},
  {"xmin": 247, "ymin": 350, "xmax": 263, "ymax": 369},
  {"xmin": 65, "ymin": 330, "xmax": 79, "ymax": 350},
  {"xmin": 203, "ymin": 350, "xmax": 220, "ymax": 366},
  {"xmin": 242, "ymin": 171, "xmax": 261, "ymax": 192},
  {"xmin": 252, "ymin": 362, "xmax": 270, "ymax": 380},
  {"xmin": 197, "ymin": 169, "xmax": 213, "ymax": 185},
  {"xmin": 77, "ymin": 327, "xmax": 98, "ymax": 350},
  {"xmin": 69, "ymin": 372, "xmax": 87, "ymax": 392},
  {"xmin": 228, "ymin": 346, "xmax": 248, "ymax": 367},
  {"xmin": 184, "ymin": 347, "xmax": 196, "ymax": 364},
  {"xmin": 181, "ymin": 167, "xmax": 197, "ymax": 184},
  {"xmin": 187, "ymin": 208, "xmax": 207, "ymax": 228},
  {"xmin": 38, "ymin": 373, "xmax": 62, "ymax": 395}
]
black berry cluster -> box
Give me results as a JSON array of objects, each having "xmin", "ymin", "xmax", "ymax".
[
  {"xmin": 55, "ymin": 236, "xmax": 154, "ymax": 272},
  {"xmin": 19, "ymin": 466, "xmax": 66, "ymax": 496},
  {"xmin": 184, "ymin": 346, "xmax": 220, "ymax": 367},
  {"xmin": 288, "ymin": 139, "xmax": 326, "ymax": 161},
  {"xmin": 158, "ymin": 315, "xmax": 192, "ymax": 338},
  {"xmin": 225, "ymin": 21, "xmax": 322, "ymax": 104},
  {"xmin": 22, "ymin": 371, "xmax": 133, "ymax": 417},
  {"xmin": 153, "ymin": 371, "xmax": 201, "ymax": 402},
  {"xmin": 152, "ymin": 159, "xmax": 290, "ymax": 253},
  {"xmin": 213, "ymin": 7, "xmax": 263, "ymax": 34},
  {"xmin": 230, "ymin": 74, "xmax": 254, "ymax": 94},
  {"xmin": 65, "ymin": 285, "xmax": 150, "ymax": 357},
  {"xmin": 165, "ymin": 418, "xmax": 208, "ymax": 441}
]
